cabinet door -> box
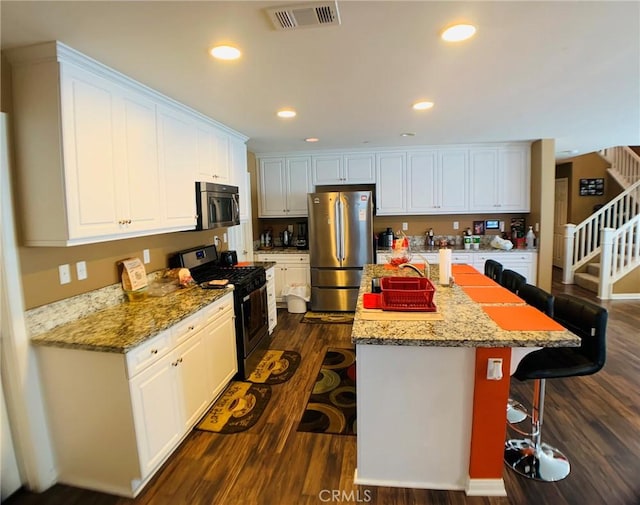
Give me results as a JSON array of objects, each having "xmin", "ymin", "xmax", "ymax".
[
  {"xmin": 175, "ymin": 332, "xmax": 212, "ymax": 429},
  {"xmin": 376, "ymin": 153, "xmax": 406, "ymax": 215},
  {"xmin": 118, "ymin": 91, "xmax": 162, "ymax": 232},
  {"xmin": 157, "ymin": 106, "xmax": 197, "ymax": 227},
  {"xmin": 438, "ymin": 150, "xmax": 468, "ymax": 212},
  {"xmin": 344, "ymin": 154, "xmax": 375, "ymax": 183},
  {"xmin": 129, "ymin": 355, "xmax": 182, "ymax": 477},
  {"xmin": 274, "ymin": 264, "xmax": 287, "ymax": 302},
  {"xmin": 195, "ymin": 123, "xmax": 216, "ymax": 183},
  {"xmin": 285, "ymin": 157, "xmax": 312, "ymax": 216},
  {"xmin": 284, "ymin": 263, "xmax": 310, "ymax": 289},
  {"xmin": 204, "ymin": 310, "xmax": 238, "ymax": 400},
  {"xmin": 258, "ymin": 158, "xmax": 287, "ymax": 217},
  {"xmin": 498, "ymin": 148, "xmax": 529, "ymax": 211},
  {"xmin": 212, "ymin": 129, "xmax": 230, "ymax": 183},
  {"xmin": 312, "ymin": 155, "xmax": 343, "ymax": 185},
  {"xmin": 468, "ymin": 148, "xmax": 500, "ymax": 211},
  {"xmin": 407, "ymin": 151, "xmax": 437, "ymax": 213},
  {"xmin": 60, "ymin": 65, "xmax": 120, "ymax": 238},
  {"xmin": 229, "ymin": 138, "xmax": 250, "ymax": 221}
]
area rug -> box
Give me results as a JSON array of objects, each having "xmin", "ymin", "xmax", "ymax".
[
  {"xmin": 301, "ymin": 312, "xmax": 355, "ymax": 324},
  {"xmin": 247, "ymin": 349, "xmax": 301, "ymax": 385},
  {"xmin": 297, "ymin": 348, "xmax": 357, "ymax": 435},
  {"xmin": 196, "ymin": 381, "xmax": 271, "ymax": 434}
]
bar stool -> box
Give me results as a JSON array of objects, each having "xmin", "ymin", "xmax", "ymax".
[
  {"xmin": 504, "ymin": 294, "xmax": 608, "ymax": 481},
  {"xmin": 500, "ymin": 269, "xmax": 526, "ymax": 294},
  {"xmin": 506, "ymin": 283, "xmax": 553, "ymax": 424},
  {"xmin": 484, "ymin": 259, "xmax": 503, "ymax": 284}
]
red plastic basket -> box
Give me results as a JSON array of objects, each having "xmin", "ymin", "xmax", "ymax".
[{"xmin": 380, "ymin": 277, "xmax": 436, "ymax": 312}]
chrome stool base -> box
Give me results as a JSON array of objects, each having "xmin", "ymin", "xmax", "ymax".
[{"xmin": 504, "ymin": 438, "xmax": 570, "ymax": 482}]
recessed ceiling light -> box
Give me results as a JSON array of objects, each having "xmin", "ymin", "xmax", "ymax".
[
  {"xmin": 441, "ymin": 24, "xmax": 477, "ymax": 42},
  {"xmin": 305, "ymin": 137, "xmax": 319, "ymax": 143},
  {"xmin": 412, "ymin": 101, "xmax": 434, "ymax": 111},
  {"xmin": 400, "ymin": 132, "xmax": 416, "ymax": 137},
  {"xmin": 277, "ymin": 109, "xmax": 297, "ymax": 119},
  {"xmin": 209, "ymin": 45, "xmax": 242, "ymax": 60}
]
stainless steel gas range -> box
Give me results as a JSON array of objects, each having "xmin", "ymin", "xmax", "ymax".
[{"xmin": 170, "ymin": 245, "xmax": 269, "ymax": 379}]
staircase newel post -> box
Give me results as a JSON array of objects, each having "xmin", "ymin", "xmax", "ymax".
[
  {"xmin": 563, "ymin": 224, "xmax": 576, "ymax": 284},
  {"xmin": 599, "ymin": 228, "xmax": 615, "ymax": 300}
]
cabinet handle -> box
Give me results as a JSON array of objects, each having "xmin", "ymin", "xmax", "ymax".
[
  {"xmin": 150, "ymin": 349, "xmax": 158, "ymax": 355},
  {"xmin": 171, "ymin": 360, "xmax": 179, "ymax": 367},
  {"xmin": 188, "ymin": 325, "xmax": 195, "ymax": 331}
]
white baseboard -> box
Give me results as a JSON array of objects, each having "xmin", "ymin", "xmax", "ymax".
[
  {"xmin": 464, "ymin": 477, "xmax": 507, "ymax": 496},
  {"xmin": 609, "ymin": 292, "xmax": 640, "ymax": 300},
  {"xmin": 353, "ymin": 469, "xmax": 464, "ymax": 491}
]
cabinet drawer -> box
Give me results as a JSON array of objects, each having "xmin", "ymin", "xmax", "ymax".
[
  {"xmin": 451, "ymin": 253, "xmax": 472, "ymax": 263},
  {"xmin": 126, "ymin": 329, "xmax": 173, "ymax": 378},
  {"xmin": 172, "ymin": 310, "xmax": 205, "ymax": 346},
  {"xmin": 202, "ymin": 297, "xmax": 234, "ymax": 325}
]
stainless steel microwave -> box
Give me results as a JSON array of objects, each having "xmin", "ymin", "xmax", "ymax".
[{"xmin": 195, "ymin": 182, "xmax": 240, "ymax": 230}]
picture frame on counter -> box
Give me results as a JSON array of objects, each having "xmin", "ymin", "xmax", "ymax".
[{"xmin": 473, "ymin": 220, "xmax": 485, "ymax": 235}]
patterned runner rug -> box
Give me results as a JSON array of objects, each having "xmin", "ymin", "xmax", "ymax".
[
  {"xmin": 247, "ymin": 349, "xmax": 301, "ymax": 385},
  {"xmin": 297, "ymin": 348, "xmax": 356, "ymax": 435},
  {"xmin": 301, "ymin": 312, "xmax": 355, "ymax": 324}
]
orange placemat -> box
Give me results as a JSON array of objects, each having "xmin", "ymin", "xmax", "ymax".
[
  {"xmin": 454, "ymin": 274, "xmax": 499, "ymax": 287},
  {"xmin": 462, "ymin": 286, "xmax": 525, "ymax": 304},
  {"xmin": 452, "ymin": 264, "xmax": 480, "ymax": 275},
  {"xmin": 482, "ymin": 306, "xmax": 566, "ymax": 331}
]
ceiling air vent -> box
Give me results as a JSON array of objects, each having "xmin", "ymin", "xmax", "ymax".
[{"xmin": 266, "ymin": 1, "xmax": 341, "ymax": 31}]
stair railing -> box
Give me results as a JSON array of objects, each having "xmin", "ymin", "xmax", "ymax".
[
  {"xmin": 563, "ymin": 179, "xmax": 640, "ymax": 284},
  {"xmin": 600, "ymin": 146, "xmax": 640, "ymax": 187},
  {"xmin": 599, "ymin": 215, "xmax": 640, "ymax": 299}
]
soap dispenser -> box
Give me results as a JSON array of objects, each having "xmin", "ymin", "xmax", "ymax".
[{"xmin": 526, "ymin": 226, "xmax": 536, "ymax": 249}]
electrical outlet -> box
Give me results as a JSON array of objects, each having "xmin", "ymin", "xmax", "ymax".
[
  {"xmin": 143, "ymin": 249, "xmax": 150, "ymax": 264},
  {"xmin": 223, "ymin": 232, "xmax": 228, "ymax": 243},
  {"xmin": 499, "ymin": 221, "xmax": 505, "ymax": 232},
  {"xmin": 453, "ymin": 221, "xmax": 459, "ymax": 230},
  {"xmin": 76, "ymin": 261, "xmax": 87, "ymax": 280},
  {"xmin": 59, "ymin": 264, "xmax": 71, "ymax": 285},
  {"xmin": 214, "ymin": 236, "xmax": 221, "ymax": 247},
  {"xmin": 402, "ymin": 222, "xmax": 408, "ymax": 231},
  {"xmin": 535, "ymin": 223, "xmax": 540, "ymax": 232}
]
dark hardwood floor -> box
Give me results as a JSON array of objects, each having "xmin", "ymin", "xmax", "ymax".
[{"xmin": 6, "ymin": 267, "xmax": 640, "ymax": 505}]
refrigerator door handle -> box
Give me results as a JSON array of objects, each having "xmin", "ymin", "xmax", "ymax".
[
  {"xmin": 339, "ymin": 196, "xmax": 346, "ymax": 262},
  {"xmin": 335, "ymin": 197, "xmax": 342, "ymax": 263}
]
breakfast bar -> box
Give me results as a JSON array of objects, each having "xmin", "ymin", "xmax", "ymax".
[{"xmin": 351, "ymin": 264, "xmax": 580, "ymax": 496}]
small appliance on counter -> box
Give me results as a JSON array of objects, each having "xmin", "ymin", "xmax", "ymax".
[
  {"xmin": 295, "ymin": 221, "xmax": 308, "ymax": 249},
  {"xmin": 220, "ymin": 250, "xmax": 238, "ymax": 266},
  {"xmin": 380, "ymin": 227, "xmax": 394, "ymax": 248}
]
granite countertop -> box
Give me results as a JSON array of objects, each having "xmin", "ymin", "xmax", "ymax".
[
  {"xmin": 377, "ymin": 246, "xmax": 537, "ymax": 254},
  {"xmin": 351, "ymin": 264, "xmax": 579, "ymax": 348},
  {"xmin": 254, "ymin": 248, "xmax": 309, "ymax": 254},
  {"xmin": 31, "ymin": 286, "xmax": 234, "ymax": 353}
]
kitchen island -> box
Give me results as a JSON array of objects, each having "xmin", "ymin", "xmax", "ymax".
[{"xmin": 351, "ymin": 264, "xmax": 579, "ymax": 496}]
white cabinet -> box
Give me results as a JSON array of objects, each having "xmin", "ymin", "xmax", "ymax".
[
  {"xmin": 36, "ymin": 293, "xmax": 237, "ymax": 497},
  {"xmin": 257, "ymin": 156, "xmax": 313, "ymax": 217},
  {"xmin": 254, "ymin": 254, "xmax": 310, "ymax": 304},
  {"xmin": 7, "ymin": 41, "xmax": 247, "ymax": 246},
  {"xmin": 264, "ymin": 266, "xmax": 278, "ymax": 334},
  {"xmin": 469, "ymin": 146, "xmax": 530, "ymax": 212},
  {"xmin": 229, "ymin": 137, "xmax": 250, "ymax": 221},
  {"xmin": 312, "ymin": 153, "xmax": 375, "ymax": 185},
  {"xmin": 227, "ymin": 220, "xmax": 254, "ymax": 263},
  {"xmin": 473, "ymin": 251, "xmax": 538, "ymax": 284},
  {"xmin": 156, "ymin": 105, "xmax": 198, "ymax": 228},
  {"xmin": 406, "ymin": 150, "xmax": 467, "ymax": 214},
  {"xmin": 376, "ymin": 152, "xmax": 407, "ymax": 215}
]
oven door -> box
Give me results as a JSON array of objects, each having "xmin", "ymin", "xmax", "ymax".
[{"xmin": 239, "ymin": 283, "xmax": 269, "ymax": 358}]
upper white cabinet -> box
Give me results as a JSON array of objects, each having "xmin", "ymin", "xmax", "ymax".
[
  {"xmin": 7, "ymin": 41, "xmax": 247, "ymax": 246},
  {"xmin": 312, "ymin": 153, "xmax": 375, "ymax": 185},
  {"xmin": 469, "ymin": 146, "xmax": 530, "ymax": 212},
  {"xmin": 406, "ymin": 149, "xmax": 467, "ymax": 214},
  {"xmin": 257, "ymin": 156, "xmax": 313, "ymax": 217},
  {"xmin": 376, "ymin": 152, "xmax": 407, "ymax": 215}
]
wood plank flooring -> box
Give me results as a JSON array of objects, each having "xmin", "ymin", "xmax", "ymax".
[{"xmin": 6, "ymin": 268, "xmax": 640, "ymax": 505}]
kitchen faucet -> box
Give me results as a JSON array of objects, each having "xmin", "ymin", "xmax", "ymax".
[{"xmin": 398, "ymin": 255, "xmax": 430, "ymax": 279}]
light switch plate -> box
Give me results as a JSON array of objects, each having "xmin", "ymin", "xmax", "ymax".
[
  {"xmin": 453, "ymin": 221, "xmax": 459, "ymax": 230},
  {"xmin": 76, "ymin": 261, "xmax": 87, "ymax": 280},
  {"xmin": 402, "ymin": 222, "xmax": 408, "ymax": 231},
  {"xmin": 59, "ymin": 264, "xmax": 71, "ymax": 285},
  {"xmin": 143, "ymin": 249, "xmax": 150, "ymax": 264}
]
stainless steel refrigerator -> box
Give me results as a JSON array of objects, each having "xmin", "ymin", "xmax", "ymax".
[{"xmin": 308, "ymin": 191, "xmax": 373, "ymax": 311}]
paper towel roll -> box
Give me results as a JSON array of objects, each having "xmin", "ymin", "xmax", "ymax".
[{"xmin": 439, "ymin": 249, "xmax": 452, "ymax": 285}]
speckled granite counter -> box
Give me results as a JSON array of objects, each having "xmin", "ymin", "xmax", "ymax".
[
  {"xmin": 31, "ymin": 286, "xmax": 233, "ymax": 353},
  {"xmin": 351, "ymin": 264, "xmax": 578, "ymax": 348}
]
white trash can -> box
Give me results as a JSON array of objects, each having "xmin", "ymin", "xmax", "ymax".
[{"xmin": 282, "ymin": 283, "xmax": 310, "ymax": 314}]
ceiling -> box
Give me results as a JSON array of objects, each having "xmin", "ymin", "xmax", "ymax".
[{"xmin": 1, "ymin": 1, "xmax": 639, "ymax": 158}]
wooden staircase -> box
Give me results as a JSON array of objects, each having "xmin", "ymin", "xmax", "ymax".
[{"xmin": 563, "ymin": 146, "xmax": 640, "ymax": 299}]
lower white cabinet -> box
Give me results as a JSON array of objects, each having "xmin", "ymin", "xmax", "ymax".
[
  {"xmin": 36, "ymin": 293, "xmax": 236, "ymax": 498},
  {"xmin": 264, "ymin": 266, "xmax": 278, "ymax": 333},
  {"xmin": 254, "ymin": 253, "xmax": 310, "ymax": 305}
]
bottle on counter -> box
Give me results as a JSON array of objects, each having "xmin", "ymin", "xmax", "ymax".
[{"xmin": 526, "ymin": 226, "xmax": 536, "ymax": 249}]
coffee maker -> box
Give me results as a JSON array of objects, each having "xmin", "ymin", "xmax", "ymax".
[{"xmin": 296, "ymin": 221, "xmax": 308, "ymax": 250}]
